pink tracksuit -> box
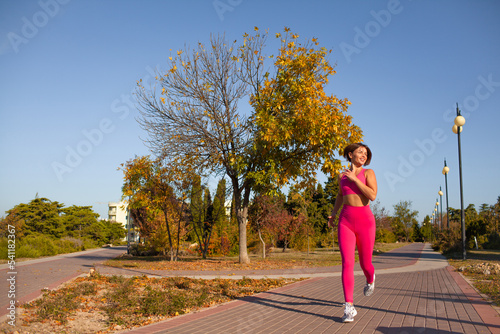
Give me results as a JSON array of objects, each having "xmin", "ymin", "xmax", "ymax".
[{"xmin": 338, "ymin": 170, "xmax": 376, "ymax": 303}]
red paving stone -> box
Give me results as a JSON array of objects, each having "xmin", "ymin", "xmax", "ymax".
[
  {"xmin": 117, "ymin": 243, "xmax": 500, "ymax": 334},
  {"xmin": 2, "ymin": 243, "xmax": 499, "ymax": 333}
]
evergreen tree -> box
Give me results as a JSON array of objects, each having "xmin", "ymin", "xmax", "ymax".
[
  {"xmin": 61, "ymin": 205, "xmax": 99, "ymax": 238},
  {"xmin": 189, "ymin": 175, "xmax": 204, "ymax": 240},
  {"xmin": 213, "ymin": 179, "xmax": 230, "ymax": 254},
  {"xmin": 323, "ymin": 177, "xmax": 339, "ymax": 205},
  {"xmin": 189, "ymin": 176, "xmax": 217, "ymax": 259},
  {"xmin": 421, "ymin": 215, "xmax": 433, "ymax": 242},
  {"xmin": 6, "ymin": 198, "xmax": 64, "ymax": 237},
  {"xmin": 1, "ymin": 198, "xmax": 126, "ymax": 245}
]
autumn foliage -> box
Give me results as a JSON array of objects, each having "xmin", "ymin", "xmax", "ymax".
[
  {"xmin": 120, "ymin": 156, "xmax": 190, "ymax": 259},
  {"xmin": 249, "ymin": 28, "xmax": 362, "ymax": 189},
  {"xmin": 135, "ymin": 27, "xmax": 362, "ymax": 263},
  {"xmin": 249, "ymin": 193, "xmax": 306, "ymax": 255}
]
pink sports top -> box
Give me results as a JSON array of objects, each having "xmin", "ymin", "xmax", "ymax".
[{"xmin": 341, "ymin": 169, "xmax": 366, "ymax": 196}]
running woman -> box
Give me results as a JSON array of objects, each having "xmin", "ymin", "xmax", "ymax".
[{"xmin": 328, "ymin": 143, "xmax": 377, "ymax": 323}]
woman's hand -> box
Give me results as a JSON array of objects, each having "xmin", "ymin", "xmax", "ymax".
[
  {"xmin": 328, "ymin": 215, "xmax": 336, "ymax": 228},
  {"xmin": 343, "ymin": 168, "xmax": 357, "ymax": 182}
]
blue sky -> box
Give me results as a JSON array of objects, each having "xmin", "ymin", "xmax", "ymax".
[{"xmin": 1, "ymin": 0, "xmax": 499, "ymax": 222}]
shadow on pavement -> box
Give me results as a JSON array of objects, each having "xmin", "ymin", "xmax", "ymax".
[{"xmin": 376, "ymin": 327, "xmax": 462, "ymax": 334}]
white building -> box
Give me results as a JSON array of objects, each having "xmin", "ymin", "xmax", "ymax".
[
  {"xmin": 108, "ymin": 201, "xmax": 128, "ymax": 228},
  {"xmin": 108, "ymin": 201, "xmax": 137, "ymax": 242}
]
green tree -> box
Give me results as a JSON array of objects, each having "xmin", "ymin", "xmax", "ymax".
[
  {"xmin": 392, "ymin": 201, "xmax": 418, "ymax": 242},
  {"xmin": 464, "ymin": 204, "xmax": 487, "ymax": 248},
  {"xmin": 372, "ymin": 200, "xmax": 394, "ymax": 243},
  {"xmin": 213, "ymin": 179, "xmax": 227, "ymax": 228},
  {"xmin": 190, "ymin": 175, "xmax": 205, "ymax": 238},
  {"xmin": 1, "ymin": 198, "xmax": 126, "ymax": 254},
  {"xmin": 410, "ymin": 222, "xmax": 423, "ymax": 242},
  {"xmin": 421, "ymin": 216, "xmax": 434, "ymax": 242},
  {"xmin": 135, "ymin": 28, "xmax": 362, "ymax": 263},
  {"xmin": 286, "ymin": 186, "xmax": 311, "ymax": 253},
  {"xmin": 493, "ymin": 196, "xmax": 500, "ymax": 233},
  {"xmin": 60, "ymin": 205, "xmax": 99, "ymax": 239},
  {"xmin": 100, "ymin": 220, "xmax": 127, "ymax": 244},
  {"xmin": 5, "ymin": 198, "xmax": 64, "ymax": 238},
  {"xmin": 323, "ymin": 177, "xmax": 340, "ymax": 206},
  {"xmin": 189, "ymin": 176, "xmax": 218, "ymax": 259},
  {"xmin": 309, "ymin": 183, "xmax": 332, "ymax": 235},
  {"xmin": 212, "ymin": 179, "xmax": 231, "ymax": 255}
]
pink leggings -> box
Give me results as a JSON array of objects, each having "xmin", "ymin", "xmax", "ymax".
[{"xmin": 338, "ymin": 205, "xmax": 376, "ymax": 303}]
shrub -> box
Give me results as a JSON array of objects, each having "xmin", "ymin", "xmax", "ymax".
[
  {"xmin": 316, "ymin": 233, "xmax": 334, "ymax": 248},
  {"xmin": 290, "ymin": 233, "xmax": 313, "ymax": 252},
  {"xmin": 57, "ymin": 237, "xmax": 84, "ymax": 253},
  {"xmin": 376, "ymin": 228, "xmax": 396, "ymax": 243},
  {"xmin": 17, "ymin": 235, "xmax": 58, "ymax": 257},
  {"xmin": 483, "ymin": 232, "xmax": 500, "ymax": 250},
  {"xmin": 0, "ymin": 234, "xmax": 99, "ymax": 260},
  {"xmin": 432, "ymin": 230, "xmax": 462, "ymax": 254},
  {"xmin": 0, "ymin": 238, "xmax": 9, "ymax": 259},
  {"xmin": 129, "ymin": 243, "xmax": 157, "ymax": 256}
]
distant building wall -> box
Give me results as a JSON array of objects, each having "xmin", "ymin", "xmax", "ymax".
[
  {"xmin": 108, "ymin": 201, "xmax": 128, "ymax": 228},
  {"xmin": 108, "ymin": 201, "xmax": 138, "ymax": 242}
]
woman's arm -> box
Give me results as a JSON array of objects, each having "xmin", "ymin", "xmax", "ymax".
[{"xmin": 355, "ymin": 169, "xmax": 377, "ymax": 201}]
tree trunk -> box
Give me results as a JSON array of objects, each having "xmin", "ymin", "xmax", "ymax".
[
  {"xmin": 258, "ymin": 229, "xmax": 266, "ymax": 259},
  {"xmin": 162, "ymin": 207, "xmax": 175, "ymax": 261},
  {"xmin": 232, "ymin": 177, "xmax": 250, "ymax": 264},
  {"xmin": 175, "ymin": 202, "xmax": 184, "ymax": 261},
  {"xmin": 202, "ymin": 227, "xmax": 213, "ymax": 259},
  {"xmin": 237, "ymin": 210, "xmax": 250, "ymax": 263}
]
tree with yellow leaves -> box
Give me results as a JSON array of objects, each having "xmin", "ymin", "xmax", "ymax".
[
  {"xmin": 136, "ymin": 27, "xmax": 362, "ymax": 263},
  {"xmin": 120, "ymin": 156, "xmax": 190, "ymax": 260}
]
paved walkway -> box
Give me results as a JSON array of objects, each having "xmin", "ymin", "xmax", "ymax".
[
  {"xmin": 0, "ymin": 246, "xmax": 127, "ymax": 318},
  {"xmin": 2, "ymin": 243, "xmax": 499, "ymax": 333},
  {"xmin": 104, "ymin": 243, "xmax": 500, "ymax": 334}
]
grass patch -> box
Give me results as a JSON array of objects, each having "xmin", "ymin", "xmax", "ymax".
[
  {"xmin": 23, "ymin": 281, "xmax": 98, "ymax": 324},
  {"xmin": 17, "ymin": 274, "xmax": 301, "ymax": 332},
  {"xmin": 446, "ymin": 249, "xmax": 500, "ymax": 306}
]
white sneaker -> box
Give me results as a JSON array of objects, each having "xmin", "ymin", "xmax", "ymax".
[
  {"xmin": 342, "ymin": 303, "xmax": 357, "ymax": 323},
  {"xmin": 364, "ymin": 274, "xmax": 375, "ymax": 297}
]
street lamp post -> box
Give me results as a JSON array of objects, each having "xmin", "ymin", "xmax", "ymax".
[
  {"xmin": 435, "ymin": 199, "xmax": 440, "ymax": 230},
  {"xmin": 439, "ymin": 187, "xmax": 443, "ymax": 231},
  {"xmin": 442, "ymin": 160, "xmax": 450, "ymax": 229},
  {"xmin": 452, "ymin": 103, "xmax": 466, "ymax": 260},
  {"xmin": 432, "ymin": 205, "xmax": 439, "ymax": 231}
]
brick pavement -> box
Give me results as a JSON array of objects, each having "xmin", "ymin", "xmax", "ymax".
[
  {"xmin": 0, "ymin": 246, "xmax": 127, "ymax": 318},
  {"xmin": 116, "ymin": 243, "xmax": 500, "ymax": 334},
  {"xmin": 2, "ymin": 243, "xmax": 499, "ymax": 333}
]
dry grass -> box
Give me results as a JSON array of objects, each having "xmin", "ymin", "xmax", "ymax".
[
  {"xmin": 447, "ymin": 249, "xmax": 500, "ymax": 306},
  {"xmin": 3, "ymin": 275, "xmax": 301, "ymax": 334}
]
